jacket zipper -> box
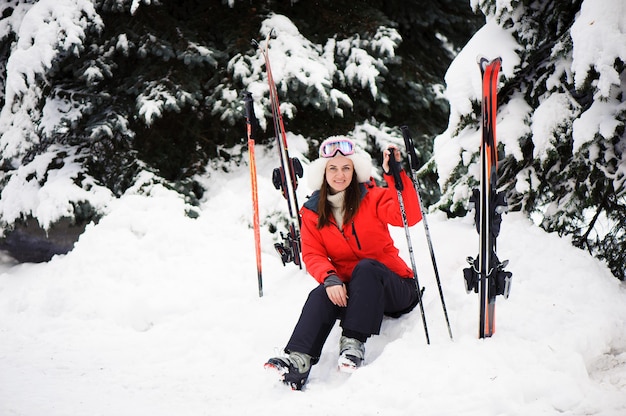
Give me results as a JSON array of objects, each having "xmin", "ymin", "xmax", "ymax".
[{"xmin": 351, "ymin": 222, "xmax": 362, "ymax": 250}]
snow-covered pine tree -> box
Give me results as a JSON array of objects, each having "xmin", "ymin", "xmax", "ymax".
[
  {"xmin": 0, "ymin": 0, "xmax": 480, "ymax": 261},
  {"xmin": 434, "ymin": 0, "xmax": 625, "ymax": 279}
]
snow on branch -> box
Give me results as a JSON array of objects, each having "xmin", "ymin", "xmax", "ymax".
[
  {"xmin": 0, "ymin": 0, "xmax": 102, "ymax": 160},
  {"xmin": 0, "ymin": 145, "xmax": 113, "ymax": 231},
  {"xmin": 570, "ymin": 0, "xmax": 626, "ymax": 99}
]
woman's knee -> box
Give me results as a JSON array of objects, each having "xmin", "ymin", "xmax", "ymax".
[
  {"xmin": 350, "ymin": 259, "xmax": 385, "ymax": 287},
  {"xmin": 352, "ymin": 259, "xmax": 382, "ymax": 277}
]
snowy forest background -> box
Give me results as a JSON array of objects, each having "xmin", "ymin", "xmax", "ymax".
[{"xmin": 0, "ymin": 0, "xmax": 624, "ymax": 281}]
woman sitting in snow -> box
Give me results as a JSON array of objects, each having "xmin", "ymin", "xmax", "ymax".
[{"xmin": 265, "ymin": 136, "xmax": 423, "ymax": 390}]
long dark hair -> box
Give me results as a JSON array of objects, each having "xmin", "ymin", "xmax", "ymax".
[{"xmin": 317, "ymin": 171, "xmax": 362, "ymax": 229}]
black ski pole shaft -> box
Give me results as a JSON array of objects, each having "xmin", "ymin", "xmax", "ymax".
[
  {"xmin": 243, "ymin": 92, "xmax": 263, "ymax": 297},
  {"xmin": 388, "ymin": 153, "xmax": 430, "ymax": 345},
  {"xmin": 400, "ymin": 126, "xmax": 453, "ymax": 340}
]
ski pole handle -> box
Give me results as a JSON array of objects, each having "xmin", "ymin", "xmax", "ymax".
[
  {"xmin": 400, "ymin": 125, "xmax": 420, "ymax": 171},
  {"xmin": 242, "ymin": 91, "xmax": 259, "ymax": 141},
  {"xmin": 387, "ymin": 149, "xmax": 404, "ymax": 192}
]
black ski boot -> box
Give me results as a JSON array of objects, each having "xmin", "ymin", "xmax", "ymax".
[{"xmin": 264, "ymin": 351, "xmax": 311, "ymax": 390}]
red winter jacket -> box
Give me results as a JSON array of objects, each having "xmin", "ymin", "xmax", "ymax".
[{"xmin": 300, "ymin": 170, "xmax": 422, "ymax": 284}]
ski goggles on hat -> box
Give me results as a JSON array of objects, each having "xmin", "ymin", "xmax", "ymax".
[{"xmin": 319, "ymin": 138, "xmax": 356, "ymax": 158}]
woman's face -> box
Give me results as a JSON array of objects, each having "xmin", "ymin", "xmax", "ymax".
[{"xmin": 325, "ymin": 155, "xmax": 354, "ymax": 194}]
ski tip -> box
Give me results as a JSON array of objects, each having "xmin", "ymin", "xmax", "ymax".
[
  {"xmin": 264, "ymin": 362, "xmax": 287, "ymax": 379},
  {"xmin": 477, "ymin": 56, "xmax": 503, "ymax": 72}
]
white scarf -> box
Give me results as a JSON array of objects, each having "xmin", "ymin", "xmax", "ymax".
[{"xmin": 327, "ymin": 190, "xmax": 346, "ymax": 229}]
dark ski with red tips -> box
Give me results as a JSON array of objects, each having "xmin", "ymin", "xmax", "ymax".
[{"xmin": 463, "ymin": 57, "xmax": 512, "ymax": 338}]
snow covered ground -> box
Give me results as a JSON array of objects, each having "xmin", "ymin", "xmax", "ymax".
[
  {"xmin": 1, "ymin": 3, "xmax": 626, "ymax": 413},
  {"xmin": 1, "ymin": 140, "xmax": 625, "ymax": 416}
]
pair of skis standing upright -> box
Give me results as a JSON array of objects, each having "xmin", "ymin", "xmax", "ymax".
[
  {"xmin": 242, "ymin": 35, "xmax": 511, "ymax": 340},
  {"xmin": 463, "ymin": 57, "xmax": 513, "ymax": 338}
]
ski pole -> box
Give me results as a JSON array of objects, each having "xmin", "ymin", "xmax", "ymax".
[
  {"xmin": 400, "ymin": 126, "xmax": 453, "ymax": 340},
  {"xmin": 243, "ymin": 91, "xmax": 263, "ymax": 297},
  {"xmin": 388, "ymin": 152, "xmax": 430, "ymax": 345}
]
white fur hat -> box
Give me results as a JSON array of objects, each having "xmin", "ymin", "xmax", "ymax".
[{"xmin": 306, "ymin": 136, "xmax": 373, "ymax": 190}]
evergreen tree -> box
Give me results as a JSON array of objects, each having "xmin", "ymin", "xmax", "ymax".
[{"xmin": 435, "ymin": 0, "xmax": 625, "ymax": 279}]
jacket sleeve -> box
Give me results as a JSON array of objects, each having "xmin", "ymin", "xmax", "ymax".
[
  {"xmin": 379, "ymin": 170, "xmax": 422, "ymax": 227},
  {"xmin": 300, "ymin": 208, "xmax": 340, "ymax": 284}
]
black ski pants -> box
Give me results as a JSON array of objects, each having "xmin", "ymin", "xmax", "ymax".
[{"xmin": 285, "ymin": 259, "xmax": 419, "ymax": 360}]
